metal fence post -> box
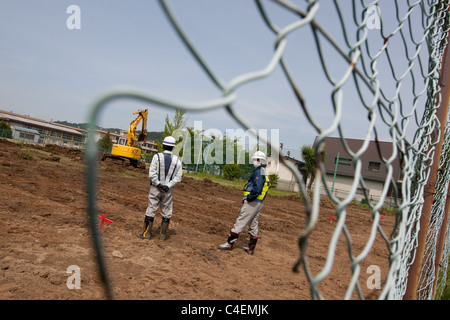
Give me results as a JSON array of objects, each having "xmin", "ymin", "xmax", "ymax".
[
  {"xmin": 331, "ymin": 152, "xmax": 340, "ymax": 194},
  {"xmin": 403, "ymin": 14, "xmax": 450, "ymax": 300}
]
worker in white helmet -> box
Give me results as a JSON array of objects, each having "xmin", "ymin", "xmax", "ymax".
[
  {"xmin": 138, "ymin": 136, "xmax": 182, "ymax": 240},
  {"xmin": 217, "ymin": 151, "xmax": 270, "ymax": 255}
]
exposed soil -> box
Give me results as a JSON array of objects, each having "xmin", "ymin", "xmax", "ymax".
[{"xmin": 0, "ymin": 138, "xmax": 396, "ymax": 300}]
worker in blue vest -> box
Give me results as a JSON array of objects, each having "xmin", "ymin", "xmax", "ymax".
[
  {"xmin": 217, "ymin": 151, "xmax": 270, "ymax": 255},
  {"xmin": 138, "ymin": 136, "xmax": 182, "ymax": 240}
]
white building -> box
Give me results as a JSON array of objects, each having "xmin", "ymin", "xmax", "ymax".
[
  {"xmin": 10, "ymin": 126, "xmax": 40, "ymax": 144},
  {"xmin": 1, "ymin": 109, "xmax": 158, "ymax": 156},
  {"xmin": 266, "ymin": 155, "xmax": 306, "ymax": 192},
  {"xmin": 0, "ymin": 110, "xmax": 86, "ymax": 148}
]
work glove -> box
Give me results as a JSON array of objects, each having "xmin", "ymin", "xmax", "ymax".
[{"xmin": 157, "ymin": 184, "xmax": 170, "ymax": 193}]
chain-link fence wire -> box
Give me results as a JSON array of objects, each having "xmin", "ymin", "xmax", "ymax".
[
  {"xmin": 417, "ymin": 116, "xmax": 450, "ymax": 300},
  {"xmin": 85, "ymin": 0, "xmax": 450, "ymax": 300}
]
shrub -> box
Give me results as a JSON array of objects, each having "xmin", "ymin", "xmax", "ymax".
[
  {"xmin": 268, "ymin": 173, "xmax": 279, "ymax": 187},
  {"xmin": 223, "ymin": 163, "xmax": 241, "ymax": 180}
]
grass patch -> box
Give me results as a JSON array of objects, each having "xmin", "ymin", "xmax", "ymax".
[
  {"xmin": 120, "ymin": 170, "xmax": 147, "ymax": 179},
  {"xmin": 186, "ymin": 172, "xmax": 244, "ymax": 190},
  {"xmin": 18, "ymin": 152, "xmax": 33, "ymax": 160},
  {"xmin": 185, "ymin": 172, "xmax": 301, "ymax": 199},
  {"xmin": 25, "ymin": 147, "xmax": 52, "ymax": 157}
]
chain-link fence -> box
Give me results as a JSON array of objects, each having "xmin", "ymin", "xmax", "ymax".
[{"xmin": 84, "ymin": 0, "xmax": 450, "ymax": 300}]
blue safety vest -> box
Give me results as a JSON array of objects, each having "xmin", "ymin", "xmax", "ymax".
[{"xmin": 243, "ymin": 166, "xmax": 270, "ymax": 201}]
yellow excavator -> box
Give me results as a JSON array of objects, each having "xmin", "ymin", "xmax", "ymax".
[{"xmin": 103, "ymin": 108, "xmax": 148, "ymax": 168}]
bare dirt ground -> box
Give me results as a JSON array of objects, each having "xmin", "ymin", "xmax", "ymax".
[{"xmin": 0, "ymin": 138, "xmax": 396, "ymax": 300}]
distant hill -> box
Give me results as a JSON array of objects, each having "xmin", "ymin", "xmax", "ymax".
[
  {"xmin": 54, "ymin": 120, "xmax": 164, "ymax": 142},
  {"xmin": 53, "ymin": 121, "xmax": 94, "ymax": 131},
  {"xmin": 146, "ymin": 131, "xmax": 164, "ymax": 142}
]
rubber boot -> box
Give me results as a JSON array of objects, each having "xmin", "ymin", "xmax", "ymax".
[
  {"xmin": 159, "ymin": 217, "xmax": 170, "ymax": 240},
  {"xmin": 217, "ymin": 232, "xmax": 239, "ymax": 250},
  {"xmin": 137, "ymin": 216, "xmax": 154, "ymax": 239},
  {"xmin": 243, "ymin": 236, "xmax": 258, "ymax": 255}
]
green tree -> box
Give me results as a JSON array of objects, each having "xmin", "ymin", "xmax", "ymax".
[
  {"xmin": 0, "ymin": 121, "xmax": 12, "ymax": 138},
  {"xmin": 301, "ymin": 145, "xmax": 315, "ymax": 190},
  {"xmin": 98, "ymin": 131, "xmax": 113, "ymax": 152},
  {"xmin": 301, "ymin": 144, "xmax": 327, "ymax": 190},
  {"xmin": 164, "ymin": 110, "xmax": 187, "ymax": 137},
  {"xmin": 301, "ymin": 145, "xmax": 316, "ymax": 190},
  {"xmin": 157, "ymin": 110, "xmax": 188, "ymax": 152}
]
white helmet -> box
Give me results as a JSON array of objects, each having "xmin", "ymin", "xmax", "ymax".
[
  {"xmin": 252, "ymin": 151, "xmax": 266, "ymax": 162},
  {"xmin": 162, "ymin": 136, "xmax": 176, "ymax": 147}
]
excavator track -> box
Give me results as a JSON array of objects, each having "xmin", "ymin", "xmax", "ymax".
[{"xmin": 100, "ymin": 153, "xmax": 146, "ymax": 169}]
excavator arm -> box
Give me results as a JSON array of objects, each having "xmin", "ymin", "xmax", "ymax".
[
  {"xmin": 127, "ymin": 109, "xmax": 148, "ymax": 147},
  {"xmin": 108, "ymin": 108, "xmax": 149, "ymax": 167}
]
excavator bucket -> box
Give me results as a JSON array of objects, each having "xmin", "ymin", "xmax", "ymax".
[{"xmin": 138, "ymin": 132, "xmax": 147, "ymax": 142}]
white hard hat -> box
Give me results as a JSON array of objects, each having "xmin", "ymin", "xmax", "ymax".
[
  {"xmin": 252, "ymin": 151, "xmax": 266, "ymax": 161},
  {"xmin": 162, "ymin": 136, "xmax": 176, "ymax": 147}
]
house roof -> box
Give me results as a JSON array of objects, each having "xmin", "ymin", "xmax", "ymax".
[
  {"xmin": 76, "ymin": 127, "xmax": 122, "ymax": 137},
  {"xmin": 284, "ymin": 155, "xmax": 305, "ymax": 166},
  {"xmin": 315, "ymin": 136, "xmax": 402, "ymax": 182},
  {"xmin": 0, "ymin": 110, "xmax": 83, "ymax": 136}
]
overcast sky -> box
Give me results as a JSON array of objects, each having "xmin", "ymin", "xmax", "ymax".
[{"xmin": 0, "ymin": 1, "xmax": 430, "ymax": 159}]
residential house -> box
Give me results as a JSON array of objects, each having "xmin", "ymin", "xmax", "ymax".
[
  {"xmin": 266, "ymin": 154, "xmax": 306, "ymax": 192},
  {"xmin": 313, "ymin": 136, "xmax": 402, "ymax": 202}
]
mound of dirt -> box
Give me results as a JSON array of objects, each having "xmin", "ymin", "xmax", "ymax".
[{"xmin": 0, "ymin": 139, "xmax": 396, "ymax": 300}]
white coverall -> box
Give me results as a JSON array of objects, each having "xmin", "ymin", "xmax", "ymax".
[{"xmin": 145, "ymin": 150, "xmax": 182, "ymax": 220}]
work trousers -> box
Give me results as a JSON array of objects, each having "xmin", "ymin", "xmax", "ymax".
[
  {"xmin": 231, "ymin": 201, "xmax": 264, "ymax": 238},
  {"xmin": 145, "ymin": 185, "xmax": 174, "ymax": 220}
]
